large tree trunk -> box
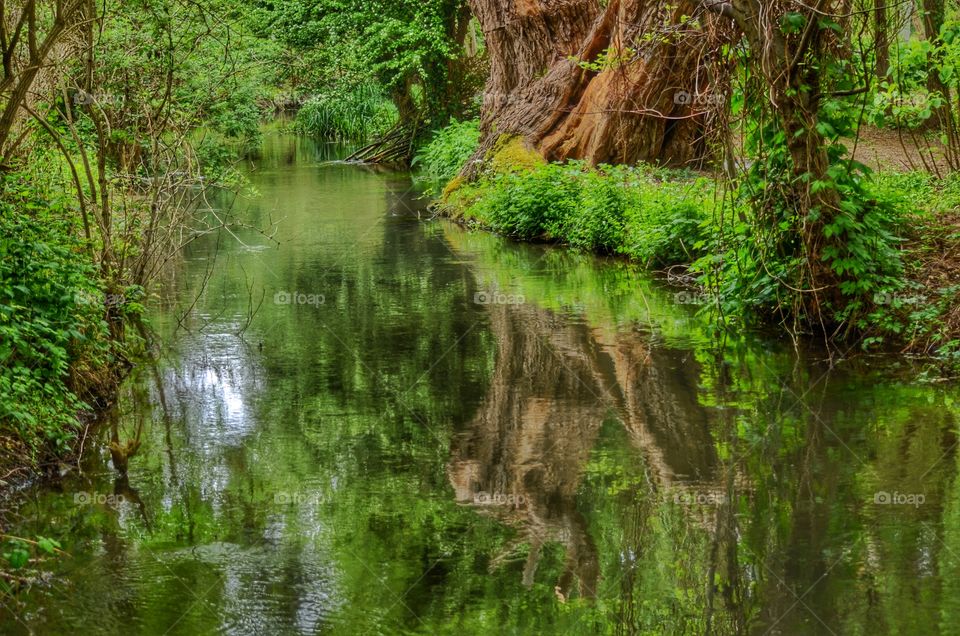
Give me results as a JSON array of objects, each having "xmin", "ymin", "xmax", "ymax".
[{"xmin": 466, "ymin": 0, "xmax": 728, "ymax": 171}]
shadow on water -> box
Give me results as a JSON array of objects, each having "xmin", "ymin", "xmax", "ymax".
[{"xmin": 3, "ymin": 133, "xmax": 960, "ymax": 635}]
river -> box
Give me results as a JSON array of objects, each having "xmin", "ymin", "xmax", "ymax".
[{"xmin": 3, "ymin": 134, "xmax": 960, "ymax": 635}]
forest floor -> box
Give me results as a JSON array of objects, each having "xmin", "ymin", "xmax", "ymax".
[
  {"xmin": 852, "ymin": 126, "xmax": 951, "ymax": 174},
  {"xmin": 853, "ymin": 129, "xmax": 960, "ymax": 359}
]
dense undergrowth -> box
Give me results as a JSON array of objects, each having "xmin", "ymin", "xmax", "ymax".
[
  {"xmin": 0, "ymin": 176, "xmax": 124, "ymax": 473},
  {"xmin": 421, "ymin": 121, "xmax": 960, "ymax": 368}
]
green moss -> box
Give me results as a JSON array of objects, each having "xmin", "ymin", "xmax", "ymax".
[
  {"xmin": 487, "ymin": 135, "xmax": 545, "ymax": 174},
  {"xmin": 442, "ymin": 175, "xmax": 464, "ymax": 200}
]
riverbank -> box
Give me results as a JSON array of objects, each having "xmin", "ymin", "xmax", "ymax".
[{"xmin": 433, "ymin": 134, "xmax": 960, "ymax": 370}]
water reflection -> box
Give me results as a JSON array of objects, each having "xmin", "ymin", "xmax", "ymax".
[
  {"xmin": 447, "ymin": 298, "xmax": 727, "ymax": 602},
  {"xmin": 2, "ymin": 135, "xmax": 959, "ymax": 636}
]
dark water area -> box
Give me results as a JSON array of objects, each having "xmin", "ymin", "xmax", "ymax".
[{"xmin": 3, "ymin": 134, "xmax": 960, "ymax": 635}]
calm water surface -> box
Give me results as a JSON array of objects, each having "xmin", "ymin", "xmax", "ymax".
[{"xmin": 4, "ymin": 135, "xmax": 960, "ymax": 635}]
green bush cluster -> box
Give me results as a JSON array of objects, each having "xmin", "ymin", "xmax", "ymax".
[
  {"xmin": 454, "ymin": 161, "xmax": 713, "ymax": 266},
  {"xmin": 295, "ymin": 83, "xmax": 398, "ymax": 141},
  {"xmin": 413, "ymin": 119, "xmax": 481, "ymax": 182},
  {"xmin": 0, "ymin": 175, "xmax": 111, "ymax": 461},
  {"xmin": 453, "ymin": 158, "xmax": 920, "ymax": 335}
]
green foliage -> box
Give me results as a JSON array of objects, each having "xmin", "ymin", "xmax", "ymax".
[
  {"xmin": 819, "ymin": 171, "xmax": 904, "ymax": 298},
  {"xmin": 468, "ymin": 163, "xmax": 580, "ymax": 240},
  {"xmin": 0, "ymin": 534, "xmax": 63, "ymax": 601},
  {"xmin": 871, "ymin": 170, "xmax": 960, "ymax": 216},
  {"xmin": 247, "ymin": 0, "xmax": 477, "ymax": 126},
  {"xmin": 0, "ymin": 175, "xmax": 110, "ymax": 461},
  {"xmin": 864, "ymin": 16, "xmax": 960, "ymax": 130},
  {"xmin": 294, "ymin": 83, "xmax": 398, "ymax": 141},
  {"xmin": 413, "ymin": 118, "xmax": 480, "ymax": 181},
  {"xmin": 90, "ymin": 0, "xmax": 272, "ymax": 147},
  {"xmin": 617, "ymin": 172, "xmax": 710, "ymax": 266},
  {"xmin": 203, "ymin": 82, "xmax": 265, "ymax": 142},
  {"xmin": 867, "ymin": 86, "xmax": 939, "ymax": 130},
  {"xmin": 567, "ymin": 171, "xmax": 629, "ymax": 253},
  {"xmin": 689, "ymin": 57, "xmax": 908, "ymax": 323},
  {"xmin": 854, "ymin": 171, "xmax": 960, "ymax": 358},
  {"xmin": 452, "ymin": 161, "xmax": 712, "ymax": 263}
]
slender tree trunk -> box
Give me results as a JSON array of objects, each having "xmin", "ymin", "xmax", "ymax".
[
  {"xmin": 466, "ymin": 0, "xmax": 728, "ymax": 171},
  {"xmin": 921, "ymin": 0, "xmax": 952, "ymax": 130},
  {"xmin": 875, "ymin": 0, "xmax": 890, "ymax": 80},
  {"xmin": 720, "ymin": 0, "xmax": 843, "ymax": 310}
]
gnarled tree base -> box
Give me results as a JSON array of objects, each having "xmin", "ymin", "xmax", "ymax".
[{"xmin": 465, "ymin": 0, "xmax": 729, "ymax": 176}]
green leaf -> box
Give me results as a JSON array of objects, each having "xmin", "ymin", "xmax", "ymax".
[{"xmin": 5, "ymin": 547, "xmax": 29, "ymax": 570}]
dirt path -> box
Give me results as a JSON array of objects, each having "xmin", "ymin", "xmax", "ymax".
[{"xmin": 849, "ymin": 126, "xmax": 952, "ymax": 174}]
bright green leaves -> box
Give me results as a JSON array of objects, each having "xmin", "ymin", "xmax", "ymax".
[
  {"xmin": 251, "ymin": 0, "xmax": 471, "ymax": 125},
  {"xmin": 452, "ymin": 158, "xmax": 711, "ymax": 265},
  {"xmin": 3, "ymin": 543, "xmax": 30, "ymax": 570},
  {"xmin": 0, "ymin": 174, "xmax": 109, "ymax": 461},
  {"xmin": 295, "ymin": 83, "xmax": 399, "ymax": 141},
  {"xmin": 780, "ymin": 12, "xmax": 806, "ymax": 35},
  {"xmin": 35, "ymin": 536, "xmax": 62, "ymax": 556},
  {"xmin": 413, "ymin": 118, "xmax": 481, "ymax": 183},
  {"xmin": 1, "ymin": 534, "xmax": 63, "ymax": 602}
]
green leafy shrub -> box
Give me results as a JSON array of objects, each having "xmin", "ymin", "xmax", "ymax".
[
  {"xmin": 565, "ymin": 170, "xmax": 630, "ymax": 253},
  {"xmin": 619, "ymin": 176, "xmax": 711, "ymax": 266},
  {"xmin": 0, "ymin": 175, "xmax": 110, "ymax": 461},
  {"xmin": 413, "ymin": 119, "xmax": 481, "ymax": 182},
  {"xmin": 453, "ymin": 162, "xmax": 712, "ymax": 260},
  {"xmin": 469, "ymin": 164, "xmax": 580, "ymax": 241},
  {"xmin": 866, "ymin": 86, "xmax": 938, "ymax": 130}
]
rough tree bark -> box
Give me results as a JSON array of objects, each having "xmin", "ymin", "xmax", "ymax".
[{"xmin": 465, "ymin": 0, "xmax": 729, "ymax": 171}]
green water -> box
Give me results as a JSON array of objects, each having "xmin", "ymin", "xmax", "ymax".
[{"xmin": 4, "ymin": 135, "xmax": 960, "ymax": 635}]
